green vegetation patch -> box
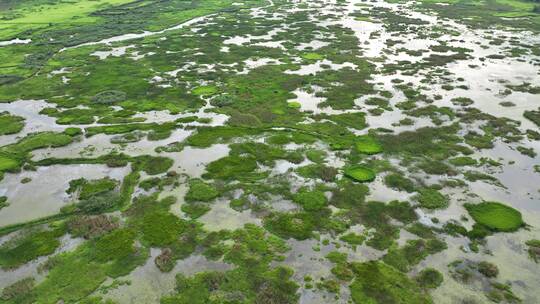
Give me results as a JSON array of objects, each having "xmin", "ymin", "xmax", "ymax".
[
  {"xmin": 384, "ymin": 173, "xmax": 415, "ymax": 193},
  {"xmin": 465, "ymin": 202, "xmax": 524, "ymax": 232},
  {"xmin": 293, "ymin": 189, "xmax": 328, "ymax": 211},
  {"xmin": 0, "ymin": 112, "xmax": 25, "ymax": 135},
  {"xmin": 349, "ymin": 261, "xmax": 432, "ymax": 304},
  {"xmin": 192, "ymin": 85, "xmax": 218, "ymax": 96},
  {"xmin": 355, "ymin": 135, "xmax": 383, "ymax": 154},
  {"xmin": 134, "ymin": 156, "xmax": 173, "ymax": 175},
  {"xmin": 301, "ymin": 52, "xmax": 325, "ymax": 60},
  {"xmin": 185, "ymin": 179, "xmax": 219, "ymax": 202},
  {"xmin": 416, "ymin": 268, "xmax": 444, "ymax": 289},
  {"xmin": 287, "ymin": 101, "xmax": 301, "ymax": 109},
  {"xmin": 0, "ymin": 227, "xmax": 64, "ymax": 269},
  {"xmin": 68, "ymin": 177, "xmax": 119, "ymax": 200},
  {"xmin": 415, "ymin": 188, "xmax": 449, "ymax": 209},
  {"xmin": 344, "ymin": 165, "xmax": 376, "ymax": 182},
  {"xmin": 0, "ymin": 155, "xmax": 19, "ymax": 171},
  {"xmin": 203, "ymin": 155, "xmax": 259, "ymax": 181}
]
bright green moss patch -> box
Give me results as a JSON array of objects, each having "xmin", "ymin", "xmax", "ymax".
[
  {"xmin": 293, "ymin": 189, "xmax": 328, "ymax": 211},
  {"xmin": 185, "ymin": 179, "xmax": 219, "ymax": 202},
  {"xmin": 415, "ymin": 188, "xmax": 449, "ymax": 209},
  {"xmin": 192, "ymin": 85, "xmax": 218, "ymax": 96},
  {"xmin": 349, "ymin": 261, "xmax": 432, "ymax": 304},
  {"xmin": 0, "ymin": 112, "xmax": 24, "ymax": 135},
  {"xmin": 344, "ymin": 165, "xmax": 376, "ymax": 182},
  {"xmin": 141, "ymin": 211, "xmax": 185, "ymax": 246},
  {"xmin": 0, "ymin": 227, "xmax": 64, "ymax": 269},
  {"xmin": 93, "ymin": 228, "xmax": 136, "ymax": 262},
  {"xmin": 287, "ymin": 101, "xmax": 301, "ymax": 109},
  {"xmin": 302, "ymin": 52, "xmax": 324, "ymax": 60},
  {"xmin": 465, "ymin": 202, "xmax": 524, "ymax": 232},
  {"xmin": 355, "ymin": 135, "xmax": 383, "ymax": 154},
  {"xmin": 0, "ymin": 155, "xmax": 18, "ymax": 171}
]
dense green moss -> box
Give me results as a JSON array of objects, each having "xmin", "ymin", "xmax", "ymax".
[
  {"xmin": 355, "ymin": 135, "xmax": 383, "ymax": 155},
  {"xmin": 134, "ymin": 156, "xmax": 173, "ymax": 175},
  {"xmin": 185, "ymin": 179, "xmax": 219, "ymax": 202},
  {"xmin": 264, "ymin": 212, "xmax": 316, "ymax": 240},
  {"xmin": 0, "ymin": 112, "xmax": 24, "ymax": 135},
  {"xmin": 293, "ymin": 189, "xmax": 328, "ymax": 211},
  {"xmin": 163, "ymin": 224, "xmax": 298, "ymax": 304},
  {"xmin": 344, "ymin": 165, "xmax": 376, "ymax": 182},
  {"xmin": 296, "ymin": 164, "xmax": 337, "ymax": 181},
  {"xmin": 349, "ymin": 261, "xmax": 432, "ymax": 304},
  {"xmin": 0, "ymin": 227, "xmax": 64, "ymax": 269},
  {"xmin": 449, "ymin": 156, "xmax": 477, "ymax": 167},
  {"xmin": 465, "ymin": 202, "xmax": 524, "ymax": 232},
  {"xmin": 67, "ymin": 177, "xmax": 119, "ymax": 200},
  {"xmin": 383, "ymin": 239, "xmax": 447, "ymax": 272},
  {"xmin": 415, "ymin": 188, "xmax": 449, "ymax": 209}
]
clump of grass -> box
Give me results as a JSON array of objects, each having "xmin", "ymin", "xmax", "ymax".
[
  {"xmin": 384, "ymin": 173, "xmax": 415, "ymax": 192},
  {"xmin": 293, "ymin": 189, "xmax": 328, "ymax": 211},
  {"xmin": 0, "ymin": 112, "xmax": 25, "ymax": 135},
  {"xmin": 134, "ymin": 155, "xmax": 173, "ymax": 175},
  {"xmin": 0, "ymin": 227, "xmax": 64, "ymax": 269},
  {"xmin": 525, "ymin": 239, "xmax": 540, "ymax": 263},
  {"xmin": 185, "ymin": 179, "xmax": 219, "ymax": 202},
  {"xmin": 416, "ymin": 268, "xmax": 443, "ymax": 289},
  {"xmin": 415, "ymin": 188, "xmax": 449, "ymax": 209},
  {"xmin": 349, "ymin": 261, "xmax": 432, "ymax": 304}
]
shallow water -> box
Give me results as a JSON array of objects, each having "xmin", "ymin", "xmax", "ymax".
[
  {"xmin": 0, "ymin": 164, "xmax": 129, "ymax": 227},
  {"xmin": 1, "ymin": 0, "xmax": 540, "ymax": 302}
]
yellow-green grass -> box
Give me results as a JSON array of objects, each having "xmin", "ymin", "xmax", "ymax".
[
  {"xmin": 0, "ymin": 155, "xmax": 18, "ymax": 171},
  {"xmin": 0, "ymin": 0, "xmax": 136, "ymax": 40},
  {"xmin": 192, "ymin": 85, "xmax": 219, "ymax": 96},
  {"xmin": 344, "ymin": 165, "xmax": 376, "ymax": 182},
  {"xmin": 287, "ymin": 101, "xmax": 301, "ymax": 109},
  {"xmin": 355, "ymin": 136, "xmax": 382, "ymax": 155},
  {"xmin": 465, "ymin": 201, "xmax": 524, "ymax": 232},
  {"xmin": 301, "ymin": 52, "xmax": 324, "ymax": 60}
]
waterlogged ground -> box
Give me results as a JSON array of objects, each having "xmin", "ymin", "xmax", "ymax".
[{"xmin": 0, "ymin": 0, "xmax": 539, "ymax": 303}]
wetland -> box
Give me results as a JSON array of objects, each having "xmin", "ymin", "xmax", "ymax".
[{"xmin": 0, "ymin": 0, "xmax": 539, "ymax": 303}]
